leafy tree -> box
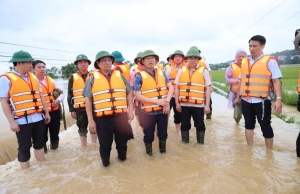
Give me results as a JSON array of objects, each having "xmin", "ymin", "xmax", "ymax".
[{"xmin": 61, "ymin": 63, "xmax": 77, "ymax": 78}]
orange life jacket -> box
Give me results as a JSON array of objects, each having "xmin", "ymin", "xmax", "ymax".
[
  {"xmin": 230, "ymin": 63, "xmax": 241, "ymax": 94},
  {"xmin": 134, "ymin": 64, "xmax": 144, "ymax": 74},
  {"xmin": 198, "ymin": 59, "xmax": 206, "ymax": 68},
  {"xmin": 139, "ymin": 68, "xmax": 168, "ymax": 112},
  {"xmin": 40, "ymin": 76, "xmax": 59, "ymax": 112},
  {"xmin": 92, "ymin": 70, "xmax": 127, "ymax": 117},
  {"xmin": 3, "ymin": 72, "xmax": 43, "ymax": 117},
  {"xmin": 157, "ymin": 63, "xmax": 164, "ymax": 70},
  {"xmin": 72, "ymin": 72, "xmax": 91, "ymax": 109},
  {"xmin": 165, "ymin": 64, "xmax": 171, "ymax": 71},
  {"xmin": 240, "ymin": 56, "xmax": 277, "ymax": 98},
  {"xmin": 115, "ymin": 64, "xmax": 130, "ymax": 81},
  {"xmin": 178, "ymin": 66, "xmax": 205, "ymax": 104},
  {"xmin": 298, "ymin": 70, "xmax": 300, "ymax": 93}
]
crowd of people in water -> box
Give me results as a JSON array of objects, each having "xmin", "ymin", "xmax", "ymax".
[{"xmin": 1, "ymin": 34, "xmax": 299, "ymax": 169}]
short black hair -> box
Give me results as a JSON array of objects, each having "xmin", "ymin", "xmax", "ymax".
[
  {"xmin": 249, "ymin": 35, "xmax": 266, "ymax": 45},
  {"xmin": 32, "ymin": 60, "xmax": 46, "ymax": 68}
]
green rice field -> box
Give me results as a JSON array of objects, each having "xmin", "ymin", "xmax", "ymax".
[{"xmin": 211, "ymin": 65, "xmax": 300, "ymax": 106}]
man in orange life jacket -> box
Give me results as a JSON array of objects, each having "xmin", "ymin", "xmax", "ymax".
[
  {"xmin": 174, "ymin": 48, "xmax": 211, "ymax": 144},
  {"xmin": 234, "ymin": 35, "xmax": 283, "ymax": 150},
  {"xmin": 135, "ymin": 50, "xmax": 174, "ymax": 156},
  {"xmin": 33, "ymin": 60, "xmax": 65, "ymax": 153},
  {"xmin": 112, "ymin": 51, "xmax": 134, "ymax": 139},
  {"xmin": 0, "ymin": 50, "xmax": 51, "ymax": 169},
  {"xmin": 67, "ymin": 54, "xmax": 97, "ymax": 146},
  {"xmin": 83, "ymin": 51, "xmax": 134, "ymax": 167},
  {"xmin": 130, "ymin": 52, "xmax": 144, "ymax": 128},
  {"xmin": 166, "ymin": 50, "xmax": 185, "ymax": 131}
]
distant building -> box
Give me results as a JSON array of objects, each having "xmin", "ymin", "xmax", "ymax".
[
  {"xmin": 290, "ymin": 55, "xmax": 300, "ymax": 59},
  {"xmin": 278, "ymin": 55, "xmax": 287, "ymax": 60}
]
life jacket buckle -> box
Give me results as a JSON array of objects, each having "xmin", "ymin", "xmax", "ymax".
[
  {"xmin": 33, "ymin": 98, "xmax": 37, "ymax": 102},
  {"xmin": 245, "ymin": 90, "xmax": 250, "ymax": 93},
  {"xmin": 50, "ymin": 99, "xmax": 53, "ymax": 103},
  {"xmin": 185, "ymin": 96, "xmax": 189, "ymax": 99},
  {"xmin": 31, "ymin": 90, "xmax": 36, "ymax": 94},
  {"xmin": 158, "ymin": 96, "xmax": 162, "ymax": 99},
  {"xmin": 186, "ymin": 89, "xmax": 190, "ymax": 92},
  {"xmin": 109, "ymin": 89, "xmax": 114, "ymax": 93},
  {"xmin": 246, "ymin": 74, "xmax": 250, "ymax": 78},
  {"xmin": 111, "ymin": 106, "xmax": 116, "ymax": 110},
  {"xmin": 110, "ymin": 97, "xmax": 116, "ymax": 102},
  {"xmin": 48, "ymin": 92, "xmax": 52, "ymax": 96},
  {"xmin": 187, "ymin": 82, "xmax": 191, "ymax": 86},
  {"xmin": 246, "ymin": 82, "xmax": 250, "ymax": 86},
  {"xmin": 34, "ymin": 106, "xmax": 39, "ymax": 110},
  {"xmin": 157, "ymin": 87, "xmax": 162, "ymax": 91}
]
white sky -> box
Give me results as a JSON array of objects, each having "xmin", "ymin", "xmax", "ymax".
[{"xmin": 0, "ymin": 0, "xmax": 299, "ymax": 73}]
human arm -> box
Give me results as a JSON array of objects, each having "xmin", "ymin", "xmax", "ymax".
[
  {"xmin": 225, "ymin": 66, "xmax": 239, "ymax": 85},
  {"xmin": 203, "ymin": 70, "xmax": 211, "ymax": 113},
  {"xmin": 174, "ymin": 70, "xmax": 182, "ymax": 112},
  {"xmin": 1, "ymin": 98, "xmax": 20, "ymax": 132},
  {"xmin": 52, "ymin": 80, "xmax": 65, "ymax": 108}
]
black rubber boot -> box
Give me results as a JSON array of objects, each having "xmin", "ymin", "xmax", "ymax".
[
  {"xmin": 118, "ymin": 150, "xmax": 127, "ymax": 161},
  {"xmin": 181, "ymin": 131, "xmax": 189, "ymax": 143},
  {"xmin": 44, "ymin": 143, "xmax": 48, "ymax": 154},
  {"xmin": 159, "ymin": 140, "xmax": 166, "ymax": 153},
  {"xmin": 296, "ymin": 132, "xmax": 300, "ymax": 157},
  {"xmin": 206, "ymin": 112, "xmax": 212, "ymax": 119},
  {"xmin": 101, "ymin": 155, "xmax": 110, "ymax": 167},
  {"xmin": 50, "ymin": 139, "xmax": 59, "ymax": 150},
  {"xmin": 197, "ymin": 131, "xmax": 205, "ymax": 144},
  {"xmin": 145, "ymin": 143, "xmax": 152, "ymax": 156}
]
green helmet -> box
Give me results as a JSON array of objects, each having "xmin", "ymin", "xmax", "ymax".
[
  {"xmin": 94, "ymin": 51, "xmax": 115, "ymax": 69},
  {"xmin": 171, "ymin": 50, "xmax": 185, "ymax": 60},
  {"xmin": 134, "ymin": 52, "xmax": 143, "ymax": 64},
  {"xmin": 140, "ymin": 50, "xmax": 159, "ymax": 65},
  {"xmin": 185, "ymin": 48, "xmax": 201, "ymax": 60},
  {"xmin": 74, "ymin": 54, "xmax": 91, "ymax": 65},
  {"xmin": 166, "ymin": 54, "xmax": 172, "ymax": 61},
  {"xmin": 9, "ymin": 50, "xmax": 34, "ymax": 63},
  {"xmin": 190, "ymin": 46, "xmax": 201, "ymax": 53}
]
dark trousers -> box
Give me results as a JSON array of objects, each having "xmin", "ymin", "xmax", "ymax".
[
  {"xmin": 16, "ymin": 120, "xmax": 45, "ymax": 162},
  {"xmin": 241, "ymin": 99, "xmax": 274, "ymax": 138},
  {"xmin": 95, "ymin": 113, "xmax": 129, "ymax": 157},
  {"xmin": 135, "ymin": 105, "xmax": 143, "ymax": 128},
  {"xmin": 75, "ymin": 110, "xmax": 89, "ymax": 136},
  {"xmin": 180, "ymin": 106, "xmax": 205, "ymax": 132},
  {"xmin": 44, "ymin": 110, "xmax": 61, "ymax": 143},
  {"xmin": 142, "ymin": 113, "xmax": 168, "ymax": 143},
  {"xmin": 169, "ymin": 97, "xmax": 181, "ymax": 124}
]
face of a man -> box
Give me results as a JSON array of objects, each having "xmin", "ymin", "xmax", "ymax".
[
  {"xmin": 173, "ymin": 54, "xmax": 183, "ymax": 65},
  {"xmin": 136, "ymin": 58, "xmax": 141, "ymax": 66},
  {"xmin": 34, "ymin": 63, "xmax": 46, "ymax": 76},
  {"xmin": 249, "ymin": 40, "xmax": 264, "ymax": 58},
  {"xmin": 19, "ymin": 61, "xmax": 33, "ymax": 73},
  {"xmin": 186, "ymin": 57, "xmax": 199, "ymax": 68},
  {"xmin": 142, "ymin": 56, "xmax": 157, "ymax": 70},
  {"xmin": 77, "ymin": 60, "xmax": 89, "ymax": 71},
  {"xmin": 97, "ymin": 57, "xmax": 113, "ymax": 72}
]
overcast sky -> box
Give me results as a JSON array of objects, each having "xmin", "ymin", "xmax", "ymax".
[{"xmin": 0, "ymin": 0, "xmax": 299, "ymax": 73}]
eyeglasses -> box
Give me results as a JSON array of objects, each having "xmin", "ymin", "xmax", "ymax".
[
  {"xmin": 144, "ymin": 56, "xmax": 156, "ymax": 60},
  {"xmin": 187, "ymin": 57, "xmax": 199, "ymax": 61},
  {"xmin": 100, "ymin": 59, "xmax": 113, "ymax": 63}
]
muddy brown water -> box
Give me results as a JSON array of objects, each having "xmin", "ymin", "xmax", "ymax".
[{"xmin": 0, "ymin": 89, "xmax": 300, "ymax": 193}]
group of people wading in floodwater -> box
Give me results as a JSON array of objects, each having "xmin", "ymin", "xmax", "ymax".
[{"xmin": 1, "ymin": 34, "xmax": 300, "ymax": 169}]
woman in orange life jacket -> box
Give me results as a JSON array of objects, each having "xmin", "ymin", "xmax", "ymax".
[
  {"xmin": 135, "ymin": 50, "xmax": 174, "ymax": 156},
  {"xmin": 33, "ymin": 60, "xmax": 65, "ymax": 153},
  {"xmin": 67, "ymin": 54, "xmax": 97, "ymax": 147},
  {"xmin": 296, "ymin": 70, "xmax": 300, "ymax": 157},
  {"xmin": 0, "ymin": 50, "xmax": 51, "ymax": 169},
  {"xmin": 174, "ymin": 48, "xmax": 212, "ymax": 144},
  {"xmin": 83, "ymin": 51, "xmax": 134, "ymax": 167},
  {"xmin": 234, "ymin": 35, "xmax": 282, "ymax": 150},
  {"xmin": 166, "ymin": 50, "xmax": 185, "ymax": 131},
  {"xmin": 112, "ymin": 51, "xmax": 134, "ymax": 139},
  {"xmin": 130, "ymin": 52, "xmax": 144, "ymax": 128},
  {"xmin": 225, "ymin": 49, "xmax": 247, "ymax": 124}
]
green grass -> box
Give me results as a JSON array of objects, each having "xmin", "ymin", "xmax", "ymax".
[{"xmin": 211, "ymin": 65, "xmax": 300, "ymax": 106}]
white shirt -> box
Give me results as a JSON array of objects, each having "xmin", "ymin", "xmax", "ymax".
[{"xmin": 241, "ymin": 53, "xmax": 282, "ymax": 103}]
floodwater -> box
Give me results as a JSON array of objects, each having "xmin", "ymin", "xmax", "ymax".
[{"xmin": 0, "ymin": 91, "xmax": 300, "ymax": 193}]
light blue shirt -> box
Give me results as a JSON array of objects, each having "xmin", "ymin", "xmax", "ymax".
[
  {"xmin": 0, "ymin": 70, "xmax": 44, "ymax": 125},
  {"xmin": 241, "ymin": 53, "xmax": 282, "ymax": 103}
]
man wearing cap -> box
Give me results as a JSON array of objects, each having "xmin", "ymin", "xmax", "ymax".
[
  {"xmin": 67, "ymin": 54, "xmax": 97, "ymax": 146},
  {"xmin": 166, "ymin": 50, "xmax": 185, "ymax": 131},
  {"xmin": 130, "ymin": 52, "xmax": 144, "ymax": 128},
  {"xmin": 112, "ymin": 51, "xmax": 134, "ymax": 139},
  {"xmin": 33, "ymin": 60, "xmax": 65, "ymax": 153},
  {"xmin": 83, "ymin": 51, "xmax": 134, "ymax": 167},
  {"xmin": 165, "ymin": 54, "xmax": 172, "ymax": 73},
  {"xmin": 174, "ymin": 48, "xmax": 212, "ymax": 144},
  {"xmin": 135, "ymin": 50, "xmax": 174, "ymax": 156},
  {"xmin": 0, "ymin": 50, "xmax": 51, "ymax": 169},
  {"xmin": 190, "ymin": 46, "xmax": 213, "ymax": 119}
]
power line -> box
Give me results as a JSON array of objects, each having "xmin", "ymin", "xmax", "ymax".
[
  {"xmin": 207, "ymin": 0, "xmax": 288, "ymax": 55},
  {"xmin": 0, "ymin": 51, "xmax": 75, "ymax": 60},
  {"xmin": 266, "ymin": 10, "xmax": 300, "ymax": 35},
  {"xmin": 0, "ymin": 55, "xmax": 72, "ymax": 61},
  {"xmin": 0, "ymin": 41, "xmax": 93, "ymax": 55}
]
